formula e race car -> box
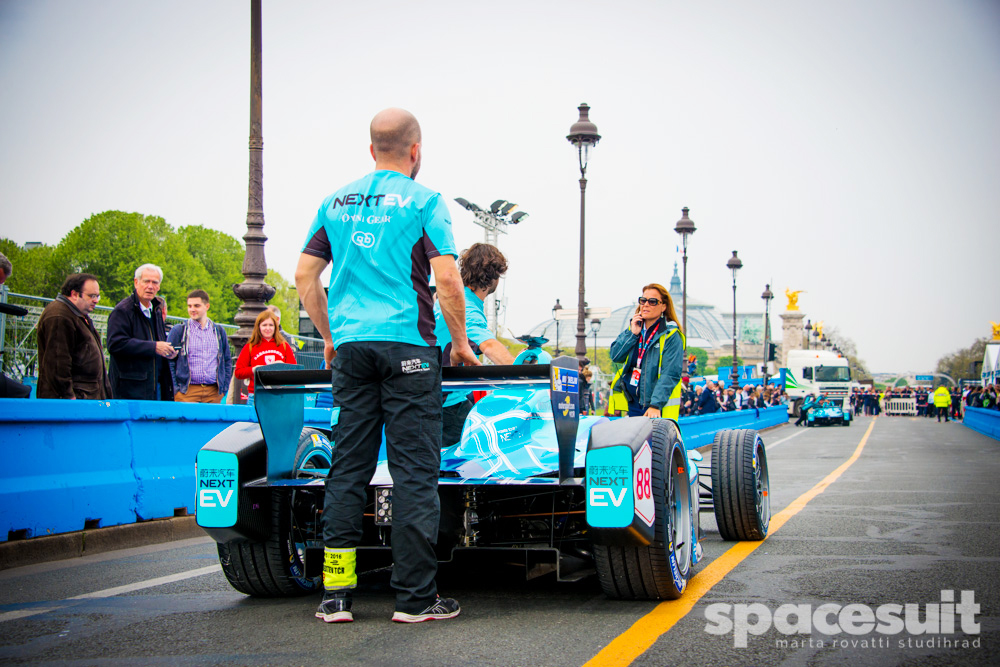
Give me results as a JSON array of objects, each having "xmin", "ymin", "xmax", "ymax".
[
  {"xmin": 195, "ymin": 358, "xmax": 771, "ymax": 601},
  {"xmin": 806, "ymin": 397, "xmax": 852, "ymax": 427}
]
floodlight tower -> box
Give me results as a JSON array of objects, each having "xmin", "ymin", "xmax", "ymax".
[{"xmin": 454, "ymin": 197, "xmax": 529, "ymax": 336}]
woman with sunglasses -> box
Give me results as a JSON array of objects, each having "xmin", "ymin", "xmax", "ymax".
[{"xmin": 608, "ymin": 283, "xmax": 685, "ymax": 419}]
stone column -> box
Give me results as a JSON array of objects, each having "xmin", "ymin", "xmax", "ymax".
[{"xmin": 779, "ymin": 311, "xmax": 805, "ymax": 369}]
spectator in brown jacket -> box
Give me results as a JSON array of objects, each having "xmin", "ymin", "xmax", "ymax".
[{"xmin": 36, "ymin": 273, "xmax": 112, "ymax": 399}]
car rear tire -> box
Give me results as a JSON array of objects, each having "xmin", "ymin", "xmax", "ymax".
[
  {"xmin": 791, "ymin": 398, "xmax": 803, "ymax": 418},
  {"xmin": 594, "ymin": 419, "xmax": 692, "ymax": 600},
  {"xmin": 711, "ymin": 429, "xmax": 770, "ymax": 541},
  {"xmin": 217, "ymin": 428, "xmax": 329, "ymax": 597}
]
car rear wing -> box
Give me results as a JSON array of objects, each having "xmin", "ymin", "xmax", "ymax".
[{"xmin": 252, "ymin": 356, "xmax": 581, "ymax": 484}]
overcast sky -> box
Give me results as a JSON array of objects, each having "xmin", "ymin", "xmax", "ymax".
[{"xmin": 1, "ymin": 0, "xmax": 997, "ymax": 373}]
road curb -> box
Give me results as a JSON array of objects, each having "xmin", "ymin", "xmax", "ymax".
[{"xmin": 0, "ymin": 516, "xmax": 205, "ymax": 571}]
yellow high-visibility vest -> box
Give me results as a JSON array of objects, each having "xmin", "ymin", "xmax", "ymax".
[{"xmin": 608, "ymin": 327, "xmax": 685, "ymax": 420}]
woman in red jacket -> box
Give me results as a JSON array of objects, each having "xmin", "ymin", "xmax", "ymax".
[{"xmin": 235, "ymin": 309, "xmax": 296, "ymax": 402}]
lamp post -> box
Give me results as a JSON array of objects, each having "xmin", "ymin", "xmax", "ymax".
[
  {"xmin": 726, "ymin": 251, "xmax": 742, "ymax": 388},
  {"xmin": 590, "ymin": 318, "xmax": 602, "ymax": 368},
  {"xmin": 232, "ymin": 0, "xmax": 276, "ymax": 356},
  {"xmin": 567, "ymin": 103, "xmax": 601, "ymax": 362},
  {"xmin": 551, "ymin": 299, "xmax": 563, "ymax": 356},
  {"xmin": 804, "ymin": 319, "xmax": 812, "ymax": 350},
  {"xmin": 674, "ymin": 207, "xmax": 696, "ymax": 335},
  {"xmin": 761, "ymin": 283, "xmax": 774, "ymax": 386}
]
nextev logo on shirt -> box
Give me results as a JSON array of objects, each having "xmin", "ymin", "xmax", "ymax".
[
  {"xmin": 401, "ymin": 359, "xmax": 430, "ymax": 374},
  {"xmin": 331, "ymin": 193, "xmax": 413, "ymax": 209}
]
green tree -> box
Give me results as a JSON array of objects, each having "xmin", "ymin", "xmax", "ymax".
[
  {"xmin": 715, "ymin": 355, "xmax": 743, "ymax": 373},
  {"xmin": 266, "ymin": 269, "xmax": 299, "ymax": 335},
  {"xmin": 936, "ymin": 338, "xmax": 988, "ymax": 383},
  {"xmin": 178, "ymin": 225, "xmax": 245, "ymax": 325},
  {"xmin": 0, "ymin": 239, "xmax": 61, "ymax": 297},
  {"xmin": 52, "ymin": 211, "xmax": 162, "ymax": 306},
  {"xmin": 51, "ymin": 211, "xmax": 231, "ymax": 319}
]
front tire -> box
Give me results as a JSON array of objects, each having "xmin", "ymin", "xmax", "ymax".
[
  {"xmin": 711, "ymin": 429, "xmax": 770, "ymax": 541},
  {"xmin": 594, "ymin": 419, "xmax": 693, "ymax": 600},
  {"xmin": 217, "ymin": 428, "xmax": 329, "ymax": 597}
]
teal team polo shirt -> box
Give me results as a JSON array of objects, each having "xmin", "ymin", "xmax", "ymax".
[
  {"xmin": 302, "ymin": 170, "xmax": 457, "ymax": 349},
  {"xmin": 434, "ymin": 286, "xmax": 494, "ymax": 407}
]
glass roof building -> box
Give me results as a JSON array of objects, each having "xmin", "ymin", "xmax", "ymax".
[{"xmin": 523, "ymin": 263, "xmax": 767, "ymax": 352}]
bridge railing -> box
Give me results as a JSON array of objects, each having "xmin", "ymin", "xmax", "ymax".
[{"xmin": 0, "ymin": 289, "xmax": 326, "ymax": 384}]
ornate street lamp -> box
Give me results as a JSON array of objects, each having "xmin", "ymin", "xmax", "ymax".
[
  {"xmin": 726, "ymin": 250, "xmax": 742, "ymax": 388},
  {"xmin": 232, "ymin": 0, "xmax": 275, "ymax": 357},
  {"xmin": 804, "ymin": 319, "xmax": 812, "ymax": 350},
  {"xmin": 567, "ymin": 103, "xmax": 601, "ymax": 362},
  {"xmin": 674, "ymin": 207, "xmax": 696, "ymax": 335},
  {"xmin": 761, "ymin": 284, "xmax": 774, "ymax": 386},
  {"xmin": 551, "ymin": 299, "xmax": 563, "ymax": 356}
]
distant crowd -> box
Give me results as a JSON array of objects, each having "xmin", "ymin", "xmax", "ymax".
[
  {"xmin": 678, "ymin": 379, "xmax": 788, "ymax": 417},
  {"xmin": 850, "ymin": 385, "xmax": 999, "ymax": 420}
]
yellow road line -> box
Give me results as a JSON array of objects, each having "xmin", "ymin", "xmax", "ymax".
[{"xmin": 583, "ymin": 418, "xmax": 878, "ymax": 667}]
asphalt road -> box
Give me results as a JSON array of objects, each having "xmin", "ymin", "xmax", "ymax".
[{"xmin": 1, "ymin": 415, "xmax": 997, "ymax": 666}]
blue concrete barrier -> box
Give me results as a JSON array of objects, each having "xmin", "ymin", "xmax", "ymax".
[
  {"xmin": 1, "ymin": 395, "xmax": 786, "ymax": 542},
  {"xmin": 963, "ymin": 407, "xmax": 1000, "ymax": 441},
  {"xmin": 678, "ymin": 406, "xmax": 789, "ymax": 450},
  {"xmin": 0, "ymin": 398, "xmax": 334, "ymax": 542}
]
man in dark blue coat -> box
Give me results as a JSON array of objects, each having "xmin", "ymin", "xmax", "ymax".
[
  {"xmin": 107, "ymin": 264, "xmax": 177, "ymax": 400},
  {"xmin": 697, "ymin": 380, "xmax": 719, "ymax": 415}
]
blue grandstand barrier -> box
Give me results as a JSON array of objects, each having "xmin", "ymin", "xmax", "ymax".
[
  {"xmin": 963, "ymin": 407, "xmax": 1000, "ymax": 441},
  {"xmin": 678, "ymin": 405, "xmax": 789, "ymax": 450}
]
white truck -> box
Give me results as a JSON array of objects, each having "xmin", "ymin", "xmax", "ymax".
[{"xmin": 784, "ymin": 349, "xmax": 852, "ymax": 416}]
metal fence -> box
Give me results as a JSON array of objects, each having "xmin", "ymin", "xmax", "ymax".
[{"xmin": 0, "ymin": 288, "xmax": 326, "ymax": 382}]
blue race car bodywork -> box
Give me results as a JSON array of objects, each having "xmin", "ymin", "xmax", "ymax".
[
  {"xmin": 807, "ymin": 398, "xmax": 852, "ymax": 426},
  {"xmin": 196, "ymin": 360, "xmax": 771, "ymax": 601}
]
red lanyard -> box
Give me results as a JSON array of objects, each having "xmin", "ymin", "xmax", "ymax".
[{"xmin": 636, "ymin": 322, "xmax": 660, "ymax": 366}]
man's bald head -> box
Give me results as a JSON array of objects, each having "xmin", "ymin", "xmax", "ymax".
[{"xmin": 370, "ymin": 108, "xmax": 421, "ymax": 164}]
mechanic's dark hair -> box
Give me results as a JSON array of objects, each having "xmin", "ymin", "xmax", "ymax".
[
  {"xmin": 187, "ymin": 289, "xmax": 210, "ymax": 303},
  {"xmin": 459, "ymin": 243, "xmax": 508, "ymax": 291},
  {"xmin": 60, "ymin": 273, "xmax": 98, "ymax": 297}
]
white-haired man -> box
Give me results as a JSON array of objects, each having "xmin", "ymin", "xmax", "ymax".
[{"xmin": 108, "ymin": 263, "xmax": 177, "ymax": 400}]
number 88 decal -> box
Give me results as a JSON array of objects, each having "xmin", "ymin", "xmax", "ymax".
[{"xmin": 636, "ymin": 467, "xmax": 651, "ymax": 500}]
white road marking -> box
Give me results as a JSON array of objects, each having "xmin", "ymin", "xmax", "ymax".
[
  {"xmin": 764, "ymin": 428, "xmax": 809, "ymax": 451},
  {"xmin": 68, "ymin": 564, "xmax": 222, "ymax": 599},
  {"xmin": 0, "ymin": 606, "xmax": 65, "ymax": 622},
  {"xmin": 0, "ymin": 564, "xmax": 222, "ymax": 623}
]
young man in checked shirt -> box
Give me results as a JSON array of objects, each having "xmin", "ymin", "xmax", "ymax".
[{"xmin": 166, "ymin": 289, "xmax": 233, "ymax": 403}]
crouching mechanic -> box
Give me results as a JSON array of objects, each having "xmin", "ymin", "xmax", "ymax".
[
  {"xmin": 435, "ymin": 243, "xmax": 515, "ymax": 447},
  {"xmin": 295, "ymin": 108, "xmax": 479, "ymax": 625}
]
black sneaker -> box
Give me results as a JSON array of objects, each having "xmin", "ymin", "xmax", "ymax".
[
  {"xmin": 391, "ymin": 597, "xmax": 460, "ymax": 623},
  {"xmin": 316, "ymin": 591, "xmax": 353, "ymax": 623}
]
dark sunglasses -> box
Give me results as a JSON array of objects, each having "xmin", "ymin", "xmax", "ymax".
[{"xmin": 638, "ymin": 297, "xmax": 662, "ymax": 306}]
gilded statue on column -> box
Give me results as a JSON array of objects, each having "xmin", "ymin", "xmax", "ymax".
[{"xmin": 785, "ymin": 289, "xmax": 804, "ymax": 311}]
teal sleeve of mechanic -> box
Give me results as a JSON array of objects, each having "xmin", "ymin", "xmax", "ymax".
[
  {"xmin": 609, "ymin": 328, "xmax": 638, "ymax": 363},
  {"xmin": 648, "ymin": 328, "xmax": 684, "ymax": 409}
]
